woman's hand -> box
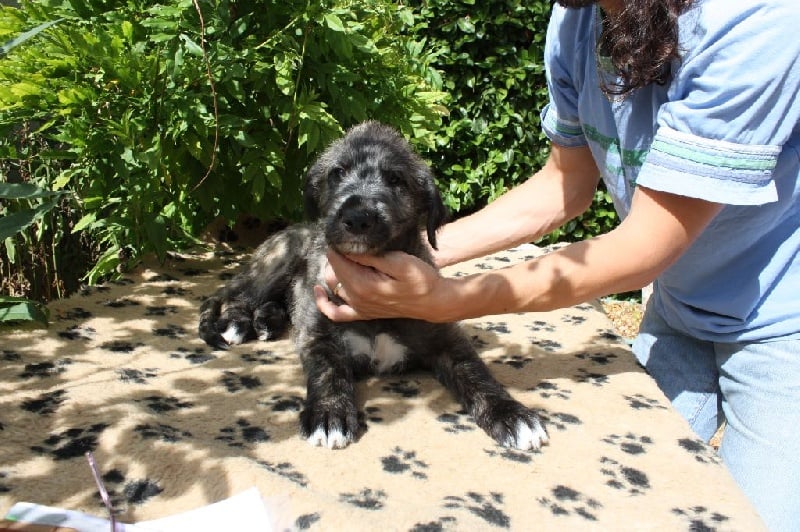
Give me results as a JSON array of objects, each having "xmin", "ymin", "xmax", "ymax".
[{"xmin": 313, "ymin": 249, "xmax": 452, "ymax": 323}]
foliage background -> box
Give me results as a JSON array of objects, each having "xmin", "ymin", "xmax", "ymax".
[{"xmin": 0, "ymin": 0, "xmax": 618, "ymax": 318}]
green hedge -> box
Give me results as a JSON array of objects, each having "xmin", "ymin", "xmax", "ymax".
[
  {"xmin": 0, "ymin": 0, "xmax": 447, "ymax": 292},
  {"xmin": 409, "ymin": 0, "xmax": 618, "ymax": 244},
  {"xmin": 0, "ymin": 0, "xmax": 619, "ymax": 317}
]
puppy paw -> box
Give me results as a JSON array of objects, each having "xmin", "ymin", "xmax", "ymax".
[
  {"xmin": 300, "ymin": 401, "xmax": 360, "ymax": 450},
  {"xmin": 253, "ymin": 302, "xmax": 289, "ymax": 341},
  {"xmin": 482, "ymin": 400, "xmax": 549, "ymax": 451},
  {"xmin": 220, "ymin": 323, "xmax": 248, "ymax": 346}
]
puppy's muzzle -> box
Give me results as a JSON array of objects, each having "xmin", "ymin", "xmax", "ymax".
[{"xmin": 327, "ymin": 195, "xmax": 391, "ymax": 254}]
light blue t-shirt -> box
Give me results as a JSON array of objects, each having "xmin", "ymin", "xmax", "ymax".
[{"xmin": 541, "ymin": 0, "xmax": 800, "ymax": 342}]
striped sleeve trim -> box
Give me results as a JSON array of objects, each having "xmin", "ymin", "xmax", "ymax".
[
  {"xmin": 638, "ymin": 127, "xmax": 780, "ymax": 205},
  {"xmin": 540, "ymin": 104, "xmax": 588, "ymax": 148}
]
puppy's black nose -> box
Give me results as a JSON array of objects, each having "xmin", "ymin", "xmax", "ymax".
[{"xmin": 342, "ymin": 209, "xmax": 379, "ymax": 234}]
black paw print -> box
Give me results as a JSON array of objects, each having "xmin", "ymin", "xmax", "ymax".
[
  {"xmin": 258, "ymin": 394, "xmax": 303, "ymax": 413},
  {"xmin": 103, "ymin": 298, "xmax": 140, "ymax": 309},
  {"xmin": 147, "ymin": 272, "xmax": 180, "ymax": 283},
  {"xmin": 220, "ymin": 371, "xmax": 262, "ymax": 393},
  {"xmin": 623, "ymin": 393, "xmax": 668, "ymax": 411},
  {"xmin": 484, "ymin": 447, "xmax": 534, "ymax": 464},
  {"xmin": 437, "ymin": 410, "xmax": 476, "ymax": 434},
  {"xmin": 381, "ymin": 447, "xmax": 428, "ymax": 479},
  {"xmin": 78, "ymin": 285, "xmax": 110, "ymax": 296},
  {"xmin": 537, "ymin": 485, "xmax": 602, "ymax": 522},
  {"xmin": 144, "ymin": 305, "xmax": 179, "ymax": 316},
  {"xmin": 56, "ymin": 307, "xmax": 93, "ymax": 320},
  {"xmin": 602, "ymin": 432, "xmax": 654, "ymax": 455},
  {"xmin": 575, "ymin": 351, "xmax": 618, "ymax": 365},
  {"xmin": 118, "ymin": 368, "xmax": 158, "ymax": 384},
  {"xmin": 30, "ymin": 423, "xmax": 108, "ymax": 460},
  {"xmin": 532, "ymin": 381, "xmax": 572, "ymax": 400},
  {"xmin": 340, "ymin": 488, "xmax": 387, "ymax": 510},
  {"xmin": 152, "ymin": 324, "xmax": 187, "ymax": 339},
  {"xmin": 58, "ymin": 325, "xmax": 96, "ymax": 341},
  {"xmin": 2, "ymin": 350, "xmax": 22, "ymax": 361},
  {"xmin": 443, "ymin": 492, "xmax": 510, "ymax": 528},
  {"xmin": 216, "ymin": 418, "xmax": 269, "ymax": 447},
  {"xmin": 561, "ymin": 314, "xmax": 587, "ymax": 325},
  {"xmin": 492, "ymin": 354, "xmax": 533, "ymax": 369},
  {"xmin": 574, "ymin": 369, "xmax": 609, "ymax": 386},
  {"xmin": 530, "ymin": 338, "xmax": 562, "ymax": 352},
  {"xmin": 526, "ymin": 320, "xmax": 556, "ymax": 334},
  {"xmin": 295, "ymin": 513, "xmax": 321, "ymax": 530},
  {"xmin": 671, "ymin": 505, "xmax": 730, "ymax": 531},
  {"xmin": 241, "ymin": 350, "xmax": 285, "ymax": 365},
  {"xmin": 95, "ymin": 469, "xmax": 163, "ymax": 512},
  {"xmin": 19, "ymin": 359, "xmax": 73, "ymax": 379},
  {"xmin": 678, "ymin": 438, "xmax": 722, "ymax": 465},
  {"xmin": 597, "ymin": 329, "xmax": 623, "ymax": 342},
  {"xmin": 410, "ymin": 517, "xmax": 457, "ymax": 532},
  {"xmin": 382, "ymin": 379, "xmax": 420, "ymax": 398},
  {"xmin": 179, "ymin": 267, "xmax": 208, "ymax": 277},
  {"xmin": 161, "ymin": 286, "xmax": 187, "ymax": 296},
  {"xmin": 539, "ymin": 410, "xmax": 582, "ymax": 431},
  {"xmin": 170, "ymin": 347, "xmax": 216, "ymax": 365},
  {"xmin": 100, "ymin": 340, "xmax": 144, "ymax": 354},
  {"xmin": 480, "ymin": 321, "xmax": 511, "ymax": 334},
  {"xmin": 599, "ymin": 456, "xmax": 650, "ymax": 495},
  {"xmin": 21, "ymin": 390, "xmax": 67, "ymax": 415},
  {"xmin": 134, "ymin": 423, "xmax": 193, "ymax": 443},
  {"xmin": 257, "ymin": 460, "xmax": 308, "ymax": 487},
  {"xmin": 364, "ymin": 405, "xmax": 383, "ymax": 423},
  {"xmin": 137, "ymin": 395, "xmax": 193, "ymax": 413}
]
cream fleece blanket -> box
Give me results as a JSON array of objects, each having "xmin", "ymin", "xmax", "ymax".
[{"xmin": 0, "ymin": 244, "xmax": 763, "ymax": 530}]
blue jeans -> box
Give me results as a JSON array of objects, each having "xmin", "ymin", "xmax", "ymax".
[{"xmin": 632, "ymin": 306, "xmax": 800, "ymax": 532}]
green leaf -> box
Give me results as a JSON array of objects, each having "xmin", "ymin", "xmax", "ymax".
[
  {"xmin": 0, "ymin": 198, "xmax": 59, "ymax": 240},
  {"xmin": 0, "ymin": 183, "xmax": 67, "ymax": 200},
  {"xmin": 0, "ymin": 18, "xmax": 63, "ymax": 58},
  {"xmin": 71, "ymin": 212, "xmax": 97, "ymax": 233},
  {"xmin": 324, "ymin": 13, "xmax": 346, "ymax": 33},
  {"xmin": 0, "ymin": 296, "xmax": 49, "ymax": 325}
]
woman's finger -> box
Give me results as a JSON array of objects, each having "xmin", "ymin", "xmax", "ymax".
[{"xmin": 313, "ymin": 285, "xmax": 362, "ymax": 322}]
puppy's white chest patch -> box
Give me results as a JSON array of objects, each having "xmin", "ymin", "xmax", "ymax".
[{"xmin": 343, "ymin": 331, "xmax": 407, "ymax": 373}]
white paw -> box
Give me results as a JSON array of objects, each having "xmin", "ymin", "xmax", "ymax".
[
  {"xmin": 220, "ymin": 325, "xmax": 245, "ymax": 346},
  {"xmin": 306, "ymin": 427, "xmax": 350, "ymax": 449},
  {"xmin": 505, "ymin": 418, "xmax": 549, "ymax": 451}
]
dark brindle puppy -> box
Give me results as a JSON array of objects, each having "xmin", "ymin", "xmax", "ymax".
[{"xmin": 199, "ymin": 121, "xmax": 548, "ymax": 450}]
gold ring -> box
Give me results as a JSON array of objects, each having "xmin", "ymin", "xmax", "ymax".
[{"xmin": 333, "ymin": 282, "xmax": 344, "ymax": 297}]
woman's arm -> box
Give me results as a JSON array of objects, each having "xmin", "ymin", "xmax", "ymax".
[
  {"xmin": 315, "ymin": 145, "xmax": 723, "ymax": 323},
  {"xmin": 432, "ymin": 143, "xmax": 601, "ymax": 267}
]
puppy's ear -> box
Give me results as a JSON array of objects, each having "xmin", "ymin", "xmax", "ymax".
[
  {"xmin": 303, "ymin": 160, "xmax": 324, "ymax": 221},
  {"xmin": 422, "ymin": 169, "xmax": 448, "ymax": 250}
]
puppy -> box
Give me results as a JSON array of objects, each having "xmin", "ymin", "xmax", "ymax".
[{"xmin": 199, "ymin": 121, "xmax": 548, "ymax": 451}]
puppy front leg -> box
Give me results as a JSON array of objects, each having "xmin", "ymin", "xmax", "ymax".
[
  {"xmin": 299, "ymin": 344, "xmax": 360, "ymax": 449},
  {"xmin": 432, "ymin": 346, "xmax": 549, "ymax": 451}
]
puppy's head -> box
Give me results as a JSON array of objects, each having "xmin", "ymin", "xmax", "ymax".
[{"xmin": 304, "ymin": 121, "xmax": 447, "ymax": 255}]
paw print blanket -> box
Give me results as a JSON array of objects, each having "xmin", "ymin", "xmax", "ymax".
[{"xmin": 0, "ymin": 245, "xmax": 764, "ymax": 530}]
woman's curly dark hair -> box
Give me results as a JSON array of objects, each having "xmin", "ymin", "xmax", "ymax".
[{"xmin": 599, "ymin": 0, "xmax": 694, "ymax": 96}]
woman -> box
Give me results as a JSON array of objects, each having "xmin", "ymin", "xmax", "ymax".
[{"xmin": 315, "ymin": 1, "xmax": 800, "ymax": 528}]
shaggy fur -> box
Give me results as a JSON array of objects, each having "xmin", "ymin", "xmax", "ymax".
[{"xmin": 199, "ymin": 121, "xmax": 548, "ymax": 450}]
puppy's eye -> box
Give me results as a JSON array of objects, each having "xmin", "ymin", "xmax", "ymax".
[
  {"xmin": 328, "ymin": 167, "xmax": 345, "ymax": 183},
  {"xmin": 385, "ymin": 170, "xmax": 404, "ymax": 187}
]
